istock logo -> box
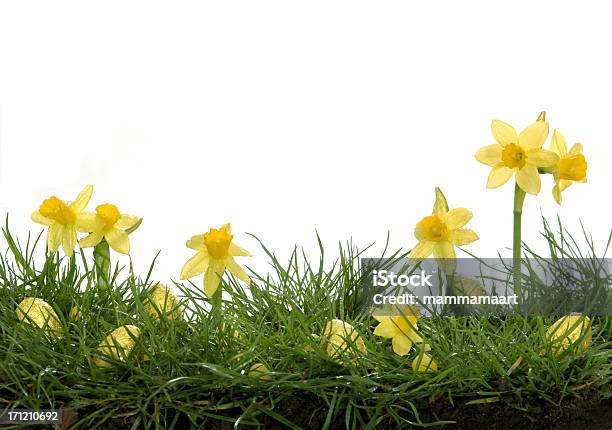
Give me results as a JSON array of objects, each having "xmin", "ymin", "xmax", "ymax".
[{"xmin": 372, "ymin": 269, "xmax": 434, "ymax": 288}]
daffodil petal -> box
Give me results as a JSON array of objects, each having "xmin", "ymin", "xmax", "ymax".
[
  {"xmin": 432, "ymin": 187, "xmax": 449, "ymax": 215},
  {"xmin": 204, "ymin": 261, "xmax": 225, "ymax": 298},
  {"xmin": 552, "ymin": 184, "xmax": 562, "ymax": 205},
  {"xmin": 228, "ymin": 243, "xmax": 252, "ymax": 257},
  {"xmin": 79, "ymin": 231, "xmax": 104, "ymax": 248},
  {"xmin": 105, "ymin": 228, "xmax": 130, "ymax": 254},
  {"xmin": 475, "ymin": 144, "xmax": 503, "ymax": 167},
  {"xmin": 392, "ymin": 334, "xmax": 412, "ymax": 356},
  {"xmin": 551, "ymin": 130, "xmax": 567, "ymax": 157},
  {"xmin": 225, "ymin": 256, "xmax": 251, "ymax": 284},
  {"xmin": 516, "ymin": 164, "xmax": 541, "ymax": 195},
  {"xmin": 62, "ymin": 226, "xmax": 76, "ymax": 257},
  {"xmin": 569, "ymin": 143, "xmax": 583, "ymax": 155},
  {"xmin": 526, "ymin": 149, "xmax": 559, "ymax": 167},
  {"xmin": 116, "ymin": 214, "xmax": 140, "ymax": 230},
  {"xmin": 31, "ymin": 211, "xmax": 53, "ymax": 226},
  {"xmin": 47, "ymin": 223, "xmax": 62, "ymax": 252},
  {"xmin": 412, "ymin": 353, "xmax": 438, "ymax": 372},
  {"xmin": 486, "ymin": 165, "xmax": 513, "ymax": 188},
  {"xmin": 491, "ymin": 120, "xmax": 518, "ymax": 146},
  {"xmin": 70, "ymin": 184, "xmax": 93, "ymax": 212},
  {"xmin": 450, "ymin": 228, "xmax": 479, "ymax": 246},
  {"xmin": 442, "ymin": 208, "xmax": 472, "ymax": 229},
  {"xmin": 185, "ymin": 234, "xmax": 206, "ymax": 252},
  {"xmin": 519, "ymin": 121, "xmax": 548, "ymax": 150},
  {"xmin": 433, "ymin": 241, "xmax": 455, "ymax": 259},
  {"xmin": 75, "ymin": 212, "xmax": 103, "ymax": 232},
  {"xmin": 180, "ymin": 252, "xmax": 209, "ymax": 279},
  {"xmin": 559, "ymin": 179, "xmax": 573, "ymax": 192},
  {"xmin": 373, "ymin": 319, "xmax": 399, "ymax": 338},
  {"xmin": 408, "ymin": 241, "xmax": 435, "ymax": 260}
]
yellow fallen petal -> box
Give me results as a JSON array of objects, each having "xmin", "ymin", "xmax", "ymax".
[
  {"xmin": 516, "ymin": 164, "xmax": 541, "ymax": 195},
  {"xmin": 475, "ymin": 144, "xmax": 503, "ymax": 167},
  {"xmin": 105, "ymin": 228, "xmax": 130, "ymax": 254},
  {"xmin": 543, "ymin": 314, "xmax": 591, "ymax": 356},
  {"xmin": 412, "ymin": 353, "xmax": 438, "ymax": 373},
  {"xmin": 551, "ymin": 130, "xmax": 568, "ymax": 157},
  {"xmin": 143, "ymin": 283, "xmax": 182, "ymax": 320},
  {"xmin": 486, "ymin": 165, "xmax": 513, "ymax": 188},
  {"xmin": 70, "ymin": 184, "xmax": 94, "ymax": 212},
  {"xmin": 248, "ymin": 363, "xmax": 273, "ymax": 381},
  {"xmin": 491, "ymin": 120, "xmax": 518, "ymax": 146},
  {"xmin": 16, "ymin": 298, "xmax": 63, "ymax": 337},
  {"xmin": 180, "ymin": 252, "xmax": 210, "ymax": 280},
  {"xmin": 519, "ymin": 121, "xmax": 548, "ymax": 150},
  {"xmin": 69, "ymin": 305, "xmax": 81, "ymax": 321},
  {"xmin": 322, "ymin": 319, "xmax": 366, "ymax": 360},
  {"xmin": 526, "ymin": 149, "xmax": 559, "ymax": 168},
  {"xmin": 392, "ymin": 334, "xmax": 412, "ymax": 356},
  {"xmin": 95, "ymin": 325, "xmax": 141, "ymax": 368},
  {"xmin": 450, "ymin": 228, "xmax": 479, "ymax": 246}
]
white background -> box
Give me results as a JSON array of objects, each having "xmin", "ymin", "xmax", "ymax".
[{"xmin": 1, "ymin": 1, "xmax": 610, "ymax": 286}]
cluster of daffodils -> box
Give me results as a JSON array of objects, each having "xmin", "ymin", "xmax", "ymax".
[
  {"xmin": 22, "ymin": 110, "xmax": 592, "ymax": 376},
  {"xmin": 16, "ymin": 283, "xmax": 182, "ymax": 368},
  {"xmin": 475, "ymin": 116, "xmax": 587, "ymax": 204},
  {"xmin": 31, "ymin": 185, "xmax": 141, "ymax": 257}
]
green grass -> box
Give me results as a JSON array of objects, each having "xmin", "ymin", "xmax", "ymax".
[{"xmin": 0, "ymin": 218, "xmax": 611, "ymax": 429}]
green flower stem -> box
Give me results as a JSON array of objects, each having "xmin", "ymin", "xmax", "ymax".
[
  {"xmin": 93, "ymin": 240, "xmax": 111, "ymax": 288},
  {"xmin": 512, "ymin": 182, "xmax": 526, "ymax": 305}
]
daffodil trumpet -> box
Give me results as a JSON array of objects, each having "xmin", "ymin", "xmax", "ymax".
[{"xmin": 82, "ymin": 204, "xmax": 142, "ymax": 288}]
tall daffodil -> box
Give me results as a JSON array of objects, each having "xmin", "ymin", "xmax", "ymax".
[
  {"xmin": 31, "ymin": 185, "xmax": 97, "ymax": 257},
  {"xmin": 79, "ymin": 203, "xmax": 140, "ymax": 254},
  {"xmin": 550, "ymin": 130, "xmax": 587, "ymax": 205},
  {"xmin": 475, "ymin": 119, "xmax": 559, "ymax": 195},
  {"xmin": 373, "ymin": 305, "xmax": 424, "ymax": 356},
  {"xmin": 180, "ymin": 224, "xmax": 251, "ymax": 298},
  {"xmin": 408, "ymin": 188, "xmax": 478, "ymax": 262}
]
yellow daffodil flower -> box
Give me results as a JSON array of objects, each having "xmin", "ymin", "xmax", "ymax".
[
  {"xmin": 16, "ymin": 298, "xmax": 63, "ymax": 337},
  {"xmin": 550, "ymin": 130, "xmax": 587, "ymax": 205},
  {"xmin": 321, "ymin": 319, "xmax": 367, "ymax": 360},
  {"xmin": 475, "ymin": 119, "xmax": 559, "ymax": 195},
  {"xmin": 412, "ymin": 352, "xmax": 438, "ymax": 373},
  {"xmin": 31, "ymin": 184, "xmax": 98, "ymax": 257},
  {"xmin": 180, "ymin": 224, "xmax": 251, "ymax": 298},
  {"xmin": 373, "ymin": 305, "xmax": 424, "ymax": 356},
  {"xmin": 542, "ymin": 314, "xmax": 591, "ymax": 356},
  {"xmin": 408, "ymin": 188, "xmax": 478, "ymax": 263},
  {"xmin": 79, "ymin": 203, "xmax": 140, "ymax": 254},
  {"xmin": 94, "ymin": 325, "xmax": 141, "ymax": 368},
  {"xmin": 143, "ymin": 283, "xmax": 183, "ymax": 320}
]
